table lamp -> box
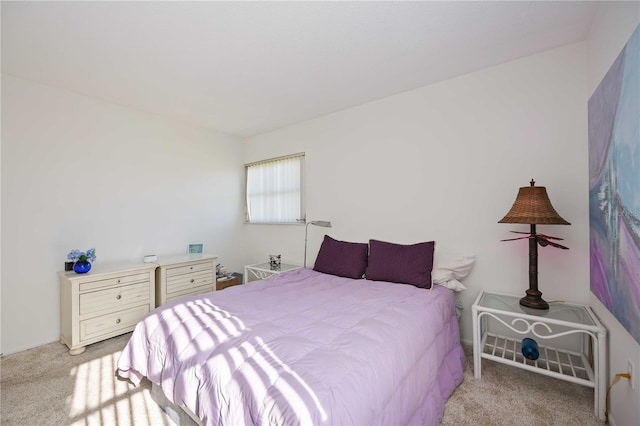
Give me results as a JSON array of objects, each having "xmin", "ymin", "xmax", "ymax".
[{"xmin": 499, "ymin": 179, "xmax": 570, "ymax": 309}]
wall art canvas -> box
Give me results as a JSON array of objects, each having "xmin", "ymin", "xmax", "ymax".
[{"xmin": 589, "ymin": 24, "xmax": 640, "ymax": 344}]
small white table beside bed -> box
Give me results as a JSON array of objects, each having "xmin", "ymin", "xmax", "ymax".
[
  {"xmin": 472, "ymin": 290, "xmax": 607, "ymax": 420},
  {"xmin": 117, "ymin": 237, "xmax": 470, "ymax": 425},
  {"xmin": 244, "ymin": 262, "xmax": 302, "ymax": 283}
]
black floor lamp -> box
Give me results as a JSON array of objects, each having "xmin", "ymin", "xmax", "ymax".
[
  {"xmin": 499, "ymin": 180, "xmax": 570, "ymax": 309},
  {"xmin": 304, "ymin": 220, "xmax": 332, "ymax": 267}
]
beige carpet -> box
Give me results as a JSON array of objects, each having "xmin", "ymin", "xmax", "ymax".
[
  {"xmin": 442, "ymin": 346, "xmax": 603, "ymax": 426},
  {"xmin": 1, "ymin": 334, "xmax": 603, "ymax": 425}
]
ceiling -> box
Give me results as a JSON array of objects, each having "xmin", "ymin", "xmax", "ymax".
[{"xmin": 1, "ymin": 1, "xmax": 599, "ymax": 138}]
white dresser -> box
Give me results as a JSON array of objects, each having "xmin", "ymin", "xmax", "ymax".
[
  {"xmin": 155, "ymin": 254, "xmax": 218, "ymax": 306},
  {"xmin": 59, "ymin": 262, "xmax": 156, "ymax": 355}
]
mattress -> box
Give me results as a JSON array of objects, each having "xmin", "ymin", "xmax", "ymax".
[{"xmin": 117, "ymin": 268, "xmax": 464, "ymax": 425}]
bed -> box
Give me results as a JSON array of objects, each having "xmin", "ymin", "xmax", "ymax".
[{"xmin": 116, "ymin": 238, "xmax": 467, "ymax": 425}]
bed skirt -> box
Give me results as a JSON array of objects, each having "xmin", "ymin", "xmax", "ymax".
[{"xmin": 151, "ymin": 381, "xmax": 201, "ymax": 426}]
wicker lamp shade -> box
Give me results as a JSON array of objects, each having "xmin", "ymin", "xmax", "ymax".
[{"xmin": 499, "ymin": 180, "xmax": 570, "ymax": 225}]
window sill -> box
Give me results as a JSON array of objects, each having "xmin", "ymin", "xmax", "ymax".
[{"xmin": 244, "ymin": 222, "xmax": 305, "ymax": 226}]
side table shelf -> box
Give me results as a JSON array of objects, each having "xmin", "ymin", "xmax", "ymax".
[
  {"xmin": 481, "ymin": 332, "xmax": 593, "ymax": 385},
  {"xmin": 472, "ymin": 290, "xmax": 607, "ymax": 421}
]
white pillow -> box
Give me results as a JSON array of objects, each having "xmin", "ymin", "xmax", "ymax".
[
  {"xmin": 432, "ymin": 253, "xmax": 476, "ymax": 291},
  {"xmin": 437, "ymin": 278, "xmax": 467, "ymax": 291},
  {"xmin": 432, "ymin": 268, "xmax": 455, "ymax": 284}
]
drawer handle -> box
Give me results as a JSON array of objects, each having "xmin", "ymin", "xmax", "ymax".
[
  {"xmin": 117, "ymin": 279, "xmax": 121, "ymax": 283},
  {"xmin": 116, "ymin": 318, "xmax": 121, "ymax": 324},
  {"xmin": 190, "ymin": 266, "xmax": 193, "ymax": 270},
  {"xmin": 190, "ymin": 279, "xmax": 195, "ymax": 283},
  {"xmin": 116, "ymin": 295, "xmax": 122, "ymax": 300}
]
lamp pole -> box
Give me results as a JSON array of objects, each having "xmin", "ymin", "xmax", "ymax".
[
  {"xmin": 304, "ymin": 222, "xmax": 311, "ymax": 268},
  {"xmin": 521, "ymin": 223, "xmax": 548, "ymax": 309},
  {"xmin": 304, "ymin": 220, "xmax": 332, "ymax": 267}
]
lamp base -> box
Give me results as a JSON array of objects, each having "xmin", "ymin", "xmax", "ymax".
[{"xmin": 519, "ymin": 289, "xmax": 549, "ymax": 310}]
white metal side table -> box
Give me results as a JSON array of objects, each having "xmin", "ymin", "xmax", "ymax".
[
  {"xmin": 472, "ymin": 290, "xmax": 607, "ymax": 420},
  {"xmin": 243, "ymin": 262, "xmax": 302, "ymax": 283}
]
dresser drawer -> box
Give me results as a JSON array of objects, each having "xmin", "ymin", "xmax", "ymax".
[
  {"xmin": 79, "ymin": 272, "xmax": 150, "ymax": 293},
  {"xmin": 166, "ymin": 262, "xmax": 212, "ymax": 277},
  {"xmin": 79, "ymin": 305, "xmax": 149, "ymax": 342},
  {"xmin": 79, "ymin": 281, "xmax": 151, "ymax": 316},
  {"xmin": 166, "ymin": 269, "xmax": 213, "ymax": 295},
  {"xmin": 166, "ymin": 284, "xmax": 214, "ymax": 303}
]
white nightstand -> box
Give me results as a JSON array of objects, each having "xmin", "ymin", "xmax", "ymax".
[
  {"xmin": 243, "ymin": 262, "xmax": 302, "ymax": 283},
  {"xmin": 472, "ymin": 290, "xmax": 607, "ymax": 420}
]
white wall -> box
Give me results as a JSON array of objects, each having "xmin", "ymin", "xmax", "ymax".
[
  {"xmin": 244, "ymin": 42, "xmax": 590, "ymax": 346},
  {"xmin": 586, "ymin": 3, "xmax": 640, "ymax": 425},
  {"xmin": 1, "ymin": 75, "xmax": 245, "ymax": 355}
]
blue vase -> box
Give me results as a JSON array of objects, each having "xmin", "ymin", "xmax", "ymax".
[
  {"xmin": 73, "ymin": 260, "xmax": 92, "ymax": 274},
  {"xmin": 522, "ymin": 338, "xmax": 540, "ymax": 360}
]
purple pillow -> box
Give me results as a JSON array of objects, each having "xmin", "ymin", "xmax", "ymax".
[
  {"xmin": 365, "ymin": 239, "xmax": 435, "ymax": 289},
  {"xmin": 313, "ymin": 235, "xmax": 368, "ymax": 279}
]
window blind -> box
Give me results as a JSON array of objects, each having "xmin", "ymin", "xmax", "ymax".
[{"xmin": 246, "ymin": 154, "xmax": 304, "ymax": 223}]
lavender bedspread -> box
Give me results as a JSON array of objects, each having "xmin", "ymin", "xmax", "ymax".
[{"xmin": 117, "ymin": 268, "xmax": 465, "ymax": 425}]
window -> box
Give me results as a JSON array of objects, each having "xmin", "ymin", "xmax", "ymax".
[{"xmin": 245, "ymin": 153, "xmax": 304, "ymax": 224}]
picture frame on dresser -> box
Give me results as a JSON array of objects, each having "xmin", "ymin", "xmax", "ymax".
[{"xmin": 187, "ymin": 243, "xmax": 204, "ymax": 254}]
